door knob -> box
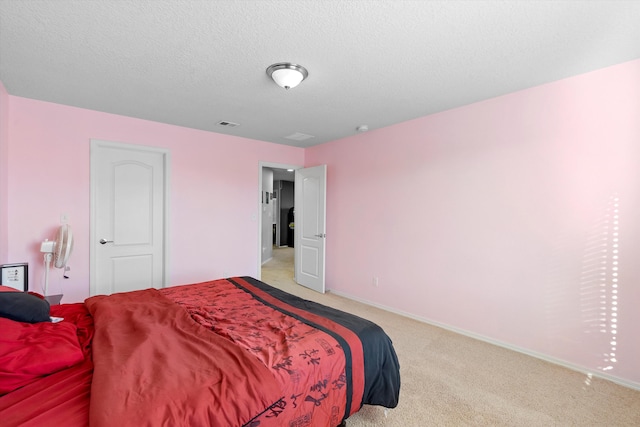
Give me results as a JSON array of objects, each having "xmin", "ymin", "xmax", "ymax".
[{"xmin": 99, "ymin": 238, "xmax": 114, "ymax": 244}]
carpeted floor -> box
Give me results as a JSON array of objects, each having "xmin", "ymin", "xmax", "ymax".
[{"xmin": 261, "ymin": 247, "xmax": 640, "ymax": 426}]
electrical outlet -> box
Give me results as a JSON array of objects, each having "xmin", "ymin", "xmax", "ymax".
[
  {"xmin": 60, "ymin": 213, "xmax": 69, "ymax": 224},
  {"xmin": 373, "ymin": 276, "xmax": 379, "ymax": 287}
]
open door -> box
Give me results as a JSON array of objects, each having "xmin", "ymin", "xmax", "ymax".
[{"xmin": 294, "ymin": 165, "xmax": 326, "ymax": 293}]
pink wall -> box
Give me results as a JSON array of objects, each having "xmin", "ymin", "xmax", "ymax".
[
  {"xmin": 5, "ymin": 96, "xmax": 304, "ymax": 302},
  {"xmin": 306, "ymin": 60, "xmax": 640, "ymax": 386},
  {"xmin": 0, "ymin": 81, "xmax": 8, "ymax": 263},
  {"xmin": 2, "ymin": 59, "xmax": 639, "ymax": 387}
]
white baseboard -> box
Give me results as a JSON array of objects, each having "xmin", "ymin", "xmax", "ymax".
[{"xmin": 328, "ymin": 289, "xmax": 640, "ymax": 392}]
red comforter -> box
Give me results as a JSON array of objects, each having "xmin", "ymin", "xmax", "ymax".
[
  {"xmin": 161, "ymin": 277, "xmax": 367, "ymax": 426},
  {"xmin": 0, "ymin": 289, "xmax": 283, "ymax": 427},
  {"xmin": 86, "ymin": 289, "xmax": 282, "ymax": 427},
  {"xmin": 0, "ymin": 277, "xmax": 400, "ymax": 427}
]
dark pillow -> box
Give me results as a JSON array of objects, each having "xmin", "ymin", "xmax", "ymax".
[{"xmin": 0, "ymin": 292, "xmax": 50, "ymax": 323}]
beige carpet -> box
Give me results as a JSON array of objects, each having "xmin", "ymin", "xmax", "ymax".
[{"xmin": 261, "ymin": 247, "xmax": 640, "ymax": 426}]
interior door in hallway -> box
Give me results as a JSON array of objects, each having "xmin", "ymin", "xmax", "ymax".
[
  {"xmin": 294, "ymin": 165, "xmax": 326, "ymax": 293},
  {"xmin": 91, "ymin": 140, "xmax": 169, "ymax": 296}
]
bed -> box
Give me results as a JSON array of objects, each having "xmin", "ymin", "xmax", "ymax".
[{"xmin": 0, "ymin": 276, "xmax": 400, "ymax": 427}]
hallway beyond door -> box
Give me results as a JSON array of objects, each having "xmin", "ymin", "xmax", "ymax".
[{"xmin": 261, "ymin": 246, "xmax": 294, "ymax": 286}]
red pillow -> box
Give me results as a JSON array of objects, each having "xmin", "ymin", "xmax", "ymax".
[
  {"xmin": 0, "ymin": 285, "xmax": 20, "ymax": 293},
  {"xmin": 0, "ymin": 317, "xmax": 84, "ymax": 395}
]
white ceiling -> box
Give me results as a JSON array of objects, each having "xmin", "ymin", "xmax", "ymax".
[{"xmin": 1, "ymin": 0, "xmax": 639, "ymax": 148}]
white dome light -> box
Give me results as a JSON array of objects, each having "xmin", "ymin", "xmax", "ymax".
[{"xmin": 266, "ymin": 63, "xmax": 309, "ymax": 90}]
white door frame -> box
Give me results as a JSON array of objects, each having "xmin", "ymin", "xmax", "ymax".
[
  {"xmin": 90, "ymin": 139, "xmax": 171, "ymax": 295},
  {"xmin": 257, "ymin": 161, "xmax": 301, "ymax": 280}
]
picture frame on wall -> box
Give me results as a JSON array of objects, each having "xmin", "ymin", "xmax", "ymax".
[{"xmin": 0, "ymin": 263, "xmax": 29, "ymax": 291}]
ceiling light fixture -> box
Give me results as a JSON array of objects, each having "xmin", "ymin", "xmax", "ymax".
[{"xmin": 266, "ymin": 63, "xmax": 309, "ymax": 90}]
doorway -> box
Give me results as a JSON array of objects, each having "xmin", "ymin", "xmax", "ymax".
[
  {"xmin": 258, "ymin": 162, "xmax": 299, "ymax": 283},
  {"xmin": 258, "ymin": 162, "xmax": 327, "ymax": 294}
]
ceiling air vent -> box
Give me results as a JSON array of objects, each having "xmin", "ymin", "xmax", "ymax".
[{"xmin": 216, "ymin": 120, "xmax": 240, "ymax": 128}]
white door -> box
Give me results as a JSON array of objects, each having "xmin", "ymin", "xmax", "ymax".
[
  {"xmin": 294, "ymin": 165, "xmax": 326, "ymax": 293},
  {"xmin": 90, "ymin": 140, "xmax": 169, "ymax": 296}
]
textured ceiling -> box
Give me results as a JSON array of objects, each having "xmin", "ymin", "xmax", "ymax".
[{"xmin": 1, "ymin": 0, "xmax": 639, "ymax": 147}]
